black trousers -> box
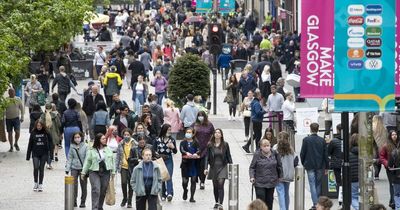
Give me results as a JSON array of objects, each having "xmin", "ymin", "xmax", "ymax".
[
  {"xmin": 136, "ymin": 194, "xmax": 157, "ymax": 210},
  {"xmin": 244, "ymin": 117, "xmax": 251, "ymax": 137},
  {"xmin": 199, "ymin": 157, "xmax": 206, "ymax": 184},
  {"xmin": 255, "ymin": 186, "xmax": 275, "ymax": 210},
  {"xmin": 386, "ymin": 168, "xmax": 394, "ymax": 205},
  {"xmin": 33, "ymin": 155, "xmax": 47, "ymax": 184},
  {"xmin": 121, "ymin": 168, "xmax": 133, "ymax": 203},
  {"xmin": 253, "ymin": 121, "xmax": 263, "ymax": 149}
]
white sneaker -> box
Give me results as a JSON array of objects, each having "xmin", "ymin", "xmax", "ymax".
[
  {"xmin": 33, "ymin": 183, "xmax": 38, "ymax": 191},
  {"xmin": 37, "ymin": 184, "xmax": 43, "ymax": 192},
  {"xmin": 232, "ymin": 116, "xmax": 236, "ymax": 121}
]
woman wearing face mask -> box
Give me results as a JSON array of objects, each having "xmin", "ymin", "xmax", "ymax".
[
  {"xmin": 133, "ymin": 122, "xmax": 152, "ymax": 145},
  {"xmin": 116, "ymin": 128, "xmax": 137, "ymax": 208},
  {"xmin": 249, "ymin": 139, "xmax": 282, "ymax": 210},
  {"xmin": 40, "ymin": 103, "xmax": 61, "ymax": 169},
  {"xmin": 65, "ymin": 132, "xmax": 88, "ymax": 208},
  {"xmin": 204, "ymin": 129, "xmax": 233, "ymax": 210},
  {"xmin": 180, "ymin": 127, "xmax": 201, "ymax": 202},
  {"xmin": 192, "ymin": 111, "xmax": 214, "ymax": 190},
  {"xmin": 105, "ymin": 125, "xmax": 122, "ymax": 153},
  {"xmin": 81, "ymin": 133, "xmax": 116, "ymax": 210},
  {"xmin": 130, "ymin": 148, "xmax": 162, "ymax": 210},
  {"xmin": 26, "ymin": 120, "xmax": 53, "ymax": 192},
  {"xmin": 155, "ymin": 124, "xmax": 177, "ymax": 201}
]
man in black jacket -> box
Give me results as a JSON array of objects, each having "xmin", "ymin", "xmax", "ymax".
[
  {"xmin": 109, "ymin": 93, "xmax": 128, "ymax": 119},
  {"xmin": 82, "ymin": 85, "xmax": 105, "ymax": 139},
  {"xmin": 113, "ymin": 105, "xmax": 136, "ymax": 137},
  {"xmin": 327, "ymin": 124, "xmax": 343, "ymax": 205},
  {"xmin": 129, "ymin": 54, "xmax": 146, "ymax": 86},
  {"xmin": 51, "ymin": 66, "xmax": 78, "ymax": 103},
  {"xmin": 300, "ymin": 123, "xmax": 328, "ymax": 209}
]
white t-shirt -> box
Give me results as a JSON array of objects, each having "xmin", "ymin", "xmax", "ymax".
[
  {"xmin": 115, "ymin": 15, "xmax": 125, "ymax": 27},
  {"xmin": 107, "ymin": 138, "xmax": 119, "ymax": 152},
  {"xmin": 282, "ymin": 100, "xmax": 295, "ymax": 121}
]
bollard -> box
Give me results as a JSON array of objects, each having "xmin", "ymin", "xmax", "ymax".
[
  {"xmin": 222, "ymin": 68, "xmax": 226, "ymax": 90},
  {"xmin": 65, "ymin": 176, "xmax": 74, "ymax": 210},
  {"xmin": 249, "ymin": 121, "xmax": 254, "ymax": 153},
  {"xmin": 294, "ymin": 166, "xmax": 305, "ymax": 210},
  {"xmin": 228, "ymin": 164, "xmax": 239, "ymax": 210}
]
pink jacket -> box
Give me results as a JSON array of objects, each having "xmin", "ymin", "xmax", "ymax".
[{"xmin": 164, "ymin": 107, "xmax": 182, "ymax": 133}]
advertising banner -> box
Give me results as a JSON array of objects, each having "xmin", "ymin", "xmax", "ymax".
[
  {"xmin": 300, "ymin": 0, "xmax": 334, "ymax": 98},
  {"xmin": 196, "ymin": 0, "xmax": 212, "ymax": 13},
  {"xmin": 219, "ymin": 0, "xmax": 235, "ymax": 13},
  {"xmin": 295, "ymin": 107, "xmax": 319, "ymax": 135},
  {"xmin": 396, "ymin": 3, "xmax": 400, "ymax": 96},
  {"xmin": 334, "ymin": 0, "xmax": 396, "ymax": 112}
]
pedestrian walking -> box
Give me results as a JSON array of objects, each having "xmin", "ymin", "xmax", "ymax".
[
  {"xmin": 130, "ymin": 148, "xmax": 162, "ymax": 210},
  {"xmin": 116, "ymin": 128, "xmax": 137, "ymax": 208},
  {"xmin": 327, "ymin": 123, "xmax": 343, "ymax": 205},
  {"xmin": 192, "ymin": 111, "xmax": 215, "ymax": 189},
  {"xmin": 113, "ymin": 105, "xmax": 137, "ymax": 138},
  {"xmin": 225, "ymin": 75, "xmax": 239, "ymax": 121},
  {"xmin": 93, "ymin": 46, "xmax": 107, "ymax": 79},
  {"xmin": 243, "ymin": 91, "xmax": 266, "ymax": 152},
  {"xmin": 5, "ymin": 88, "xmax": 24, "ymax": 152},
  {"xmin": 349, "ymin": 134, "xmax": 359, "ymax": 210},
  {"xmin": 204, "ymin": 129, "xmax": 233, "ymax": 210},
  {"xmin": 380, "ymin": 130, "xmax": 399, "ymax": 209},
  {"xmin": 238, "ymin": 70, "xmax": 257, "ymax": 101},
  {"xmin": 180, "ymin": 127, "xmax": 201, "ymax": 202},
  {"xmin": 155, "ymin": 124, "xmax": 178, "ymax": 201},
  {"xmin": 40, "ymin": 103, "xmax": 62, "ymax": 169},
  {"xmin": 26, "ymin": 120, "xmax": 53, "ymax": 192},
  {"xmin": 180, "ymin": 94, "xmax": 199, "ymax": 130},
  {"xmin": 240, "ymin": 90, "xmax": 254, "ymax": 142},
  {"xmin": 259, "ymin": 65, "xmax": 272, "ymax": 102},
  {"xmin": 388, "ymin": 140, "xmax": 400, "ymax": 210},
  {"xmin": 131, "ymin": 75, "xmax": 148, "ymax": 115},
  {"xmin": 82, "ymin": 84, "xmax": 105, "ymax": 140},
  {"xmin": 62, "ymin": 98, "xmax": 83, "ymax": 158},
  {"xmin": 51, "ymin": 66, "xmax": 78, "ymax": 103},
  {"xmin": 300, "ymin": 123, "xmax": 328, "ymax": 209},
  {"xmin": 109, "ymin": 93, "xmax": 128, "ymax": 119},
  {"xmin": 25, "ymin": 74, "xmax": 43, "ymax": 113},
  {"xmin": 29, "ymin": 104, "xmax": 43, "ymax": 133},
  {"xmin": 163, "ymin": 99, "xmax": 182, "ymax": 140},
  {"xmin": 103, "ymin": 66, "xmax": 123, "ymax": 107},
  {"xmin": 249, "ymin": 139, "xmax": 282, "ymax": 210},
  {"xmin": 273, "ymin": 131, "xmax": 298, "ymax": 210},
  {"xmin": 282, "ymin": 92, "xmax": 295, "ymax": 131},
  {"xmin": 373, "ymin": 115, "xmax": 387, "ymax": 180},
  {"xmin": 75, "ymin": 103, "xmax": 89, "ymax": 140},
  {"xmin": 81, "ymin": 133, "xmax": 116, "ymax": 210},
  {"xmin": 65, "ymin": 132, "xmax": 88, "ymax": 208},
  {"xmin": 150, "ymin": 71, "xmax": 168, "ymax": 105},
  {"xmin": 91, "ymin": 101, "xmax": 110, "ymax": 137}
]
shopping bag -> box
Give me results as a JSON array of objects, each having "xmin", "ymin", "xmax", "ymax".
[
  {"xmin": 37, "ymin": 91, "xmax": 46, "ymax": 106},
  {"xmin": 155, "ymin": 158, "xmax": 170, "ymax": 181},
  {"xmin": 105, "ymin": 175, "xmax": 116, "ymax": 206}
]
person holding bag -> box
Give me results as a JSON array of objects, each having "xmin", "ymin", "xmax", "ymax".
[
  {"xmin": 130, "ymin": 148, "xmax": 162, "ymax": 210},
  {"xmin": 225, "ymin": 75, "xmax": 239, "ymax": 121},
  {"xmin": 155, "ymin": 124, "xmax": 178, "ymax": 201},
  {"xmin": 115, "ymin": 128, "xmax": 136, "ymax": 208},
  {"xmin": 81, "ymin": 133, "xmax": 116, "ymax": 210},
  {"xmin": 249, "ymin": 139, "xmax": 282, "ymax": 210},
  {"xmin": 204, "ymin": 129, "xmax": 233, "ymax": 210},
  {"xmin": 65, "ymin": 132, "xmax": 88, "ymax": 208},
  {"xmin": 240, "ymin": 90, "xmax": 254, "ymax": 142}
]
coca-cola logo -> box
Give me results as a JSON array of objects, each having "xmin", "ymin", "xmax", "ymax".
[{"xmin": 348, "ymin": 16, "xmax": 364, "ymax": 25}]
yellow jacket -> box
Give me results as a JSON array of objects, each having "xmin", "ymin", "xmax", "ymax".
[{"xmin": 103, "ymin": 72, "xmax": 123, "ymax": 86}]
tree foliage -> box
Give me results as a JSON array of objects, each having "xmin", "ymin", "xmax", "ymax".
[
  {"xmin": 168, "ymin": 54, "xmax": 211, "ymax": 108},
  {"xmin": 0, "ymin": 0, "xmax": 93, "ymax": 113}
]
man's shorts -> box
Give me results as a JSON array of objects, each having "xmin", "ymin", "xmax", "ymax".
[{"xmin": 6, "ymin": 118, "xmax": 20, "ymax": 132}]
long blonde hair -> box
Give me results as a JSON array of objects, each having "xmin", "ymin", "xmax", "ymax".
[
  {"xmin": 372, "ymin": 115, "xmax": 387, "ymax": 148},
  {"xmin": 165, "ymin": 99, "xmax": 176, "ymax": 112},
  {"xmin": 45, "ymin": 107, "xmax": 52, "ymax": 129}
]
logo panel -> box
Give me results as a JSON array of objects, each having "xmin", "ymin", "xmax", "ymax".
[
  {"xmin": 366, "ymin": 38, "xmax": 382, "ymax": 47},
  {"xmin": 347, "ymin": 38, "xmax": 365, "ymax": 48},
  {"xmin": 366, "ymin": 27, "xmax": 382, "ymax": 36},
  {"xmin": 365, "ymin": 49, "xmax": 382, "ymax": 58},
  {"xmin": 365, "ymin": 59, "xmax": 382, "ymax": 70},
  {"xmin": 348, "ymin": 60, "xmax": 364, "ymax": 69},
  {"xmin": 348, "ymin": 49, "xmax": 364, "ymax": 59},
  {"xmin": 347, "ymin": 27, "xmax": 365, "ymax": 37},
  {"xmin": 365, "ymin": 16, "xmax": 383, "ymax": 26},
  {"xmin": 348, "ymin": 5, "xmax": 365, "ymax": 15},
  {"xmin": 348, "ymin": 16, "xmax": 364, "ymax": 25},
  {"xmin": 365, "ymin": 5, "xmax": 382, "ymax": 14}
]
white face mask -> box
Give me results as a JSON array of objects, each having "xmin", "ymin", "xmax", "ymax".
[
  {"xmin": 74, "ymin": 137, "xmax": 82, "ymax": 144},
  {"xmin": 198, "ymin": 116, "xmax": 204, "ymax": 122}
]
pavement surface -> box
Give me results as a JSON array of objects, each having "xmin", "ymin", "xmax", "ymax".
[{"xmin": 0, "ymin": 36, "xmax": 392, "ymax": 210}]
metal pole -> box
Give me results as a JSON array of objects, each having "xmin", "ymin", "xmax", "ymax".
[
  {"xmin": 65, "ymin": 176, "xmax": 74, "ymax": 210},
  {"xmin": 213, "ymin": 52, "xmax": 217, "ymax": 115},
  {"xmin": 228, "ymin": 164, "xmax": 239, "ymax": 210},
  {"xmin": 250, "ymin": 121, "xmax": 254, "ymax": 153},
  {"xmin": 294, "ymin": 166, "xmax": 305, "ymax": 210},
  {"xmin": 341, "ymin": 112, "xmax": 351, "ymax": 210}
]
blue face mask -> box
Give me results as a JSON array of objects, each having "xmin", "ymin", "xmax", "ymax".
[{"xmin": 185, "ymin": 133, "xmax": 192, "ymax": 139}]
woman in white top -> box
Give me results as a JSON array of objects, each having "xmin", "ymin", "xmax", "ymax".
[
  {"xmin": 114, "ymin": 12, "xmax": 125, "ymax": 35},
  {"xmin": 131, "ymin": 75, "xmax": 148, "ymax": 116},
  {"xmin": 240, "ymin": 90, "xmax": 254, "ymax": 141},
  {"xmin": 105, "ymin": 125, "xmax": 122, "ymax": 153},
  {"xmin": 260, "ymin": 65, "xmax": 272, "ymax": 102},
  {"xmin": 282, "ymin": 92, "xmax": 295, "ymax": 130}
]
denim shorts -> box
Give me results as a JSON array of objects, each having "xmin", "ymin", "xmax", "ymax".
[{"xmin": 6, "ymin": 117, "xmax": 20, "ymax": 132}]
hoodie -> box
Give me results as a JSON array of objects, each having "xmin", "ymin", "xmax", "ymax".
[{"xmin": 180, "ymin": 101, "xmax": 199, "ymax": 127}]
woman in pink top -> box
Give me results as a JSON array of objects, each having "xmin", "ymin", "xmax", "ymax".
[{"xmin": 163, "ymin": 99, "xmax": 182, "ymax": 140}]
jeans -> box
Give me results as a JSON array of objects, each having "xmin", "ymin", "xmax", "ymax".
[
  {"xmin": 276, "ymin": 182, "xmax": 290, "ymax": 210},
  {"xmin": 351, "ymin": 182, "xmax": 359, "ymax": 210},
  {"xmin": 255, "ymin": 187, "xmax": 275, "ymax": 210},
  {"xmin": 162, "ymin": 157, "xmax": 174, "ymax": 197},
  {"xmin": 306, "ymin": 169, "xmax": 324, "ymax": 206},
  {"xmin": 89, "ymin": 171, "xmax": 110, "ymax": 210},
  {"xmin": 156, "ymin": 92, "xmax": 165, "ymax": 105},
  {"xmin": 71, "ymin": 169, "xmax": 87, "ymax": 205},
  {"xmin": 393, "ymin": 183, "xmax": 400, "ymax": 209},
  {"xmin": 33, "ymin": 155, "xmax": 47, "ymax": 184},
  {"xmin": 135, "ymin": 93, "xmax": 145, "ymax": 115},
  {"xmin": 64, "ymin": 126, "xmax": 81, "ymax": 159}
]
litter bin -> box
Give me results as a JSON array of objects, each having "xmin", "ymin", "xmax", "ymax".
[{"xmin": 321, "ymin": 169, "xmax": 338, "ymax": 198}]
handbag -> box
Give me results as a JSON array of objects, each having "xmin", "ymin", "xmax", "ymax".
[
  {"xmin": 243, "ymin": 110, "xmax": 251, "ymax": 117},
  {"xmin": 105, "ymin": 175, "xmax": 116, "ymax": 205},
  {"xmin": 155, "ymin": 158, "xmax": 170, "ymax": 181},
  {"xmin": 37, "ymin": 91, "xmax": 46, "ymax": 106}
]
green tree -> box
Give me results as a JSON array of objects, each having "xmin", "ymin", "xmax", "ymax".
[{"xmin": 168, "ymin": 54, "xmax": 211, "ymax": 107}]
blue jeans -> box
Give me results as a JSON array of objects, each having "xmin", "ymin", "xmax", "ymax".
[
  {"xmin": 162, "ymin": 157, "xmax": 174, "ymax": 197},
  {"xmin": 351, "ymin": 182, "xmax": 359, "ymax": 210},
  {"xmin": 156, "ymin": 92, "xmax": 165, "ymax": 105},
  {"xmin": 276, "ymin": 182, "xmax": 290, "ymax": 210},
  {"xmin": 394, "ymin": 183, "xmax": 400, "ymax": 209},
  {"xmin": 306, "ymin": 169, "xmax": 324, "ymax": 206},
  {"xmin": 135, "ymin": 93, "xmax": 145, "ymax": 115}
]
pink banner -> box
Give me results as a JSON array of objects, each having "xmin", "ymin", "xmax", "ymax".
[
  {"xmin": 396, "ymin": 2, "xmax": 400, "ymax": 96},
  {"xmin": 300, "ymin": 0, "xmax": 334, "ymax": 98}
]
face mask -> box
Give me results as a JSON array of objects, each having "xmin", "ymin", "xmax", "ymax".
[
  {"xmin": 112, "ymin": 131, "xmax": 118, "ymax": 136},
  {"xmin": 166, "ymin": 132, "xmax": 171, "ymax": 137},
  {"xmin": 137, "ymin": 131, "xmax": 144, "ymax": 136},
  {"xmin": 124, "ymin": 137, "xmax": 130, "ymax": 142},
  {"xmin": 185, "ymin": 133, "xmax": 192, "ymax": 139},
  {"xmin": 74, "ymin": 137, "xmax": 82, "ymax": 144},
  {"xmin": 198, "ymin": 116, "xmax": 204, "ymax": 122}
]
